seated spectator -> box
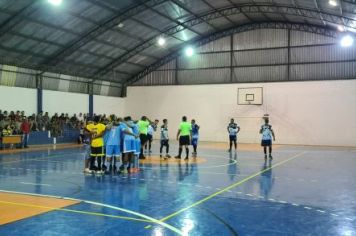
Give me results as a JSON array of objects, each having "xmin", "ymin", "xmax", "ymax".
[{"xmin": 2, "ymin": 125, "xmax": 13, "ymax": 136}]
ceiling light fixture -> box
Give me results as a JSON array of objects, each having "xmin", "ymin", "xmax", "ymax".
[{"xmin": 48, "ymin": 0, "xmax": 62, "ymax": 6}]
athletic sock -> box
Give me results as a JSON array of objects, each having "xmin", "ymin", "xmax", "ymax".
[
  {"xmin": 185, "ymin": 148, "xmax": 189, "ymax": 158},
  {"xmin": 178, "ymin": 147, "xmax": 182, "ymax": 157}
]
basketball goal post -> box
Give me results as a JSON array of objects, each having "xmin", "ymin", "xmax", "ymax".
[{"xmin": 233, "ymin": 87, "xmax": 268, "ymax": 143}]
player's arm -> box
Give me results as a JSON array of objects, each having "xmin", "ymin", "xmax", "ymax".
[
  {"xmin": 105, "ymin": 122, "xmax": 113, "ymax": 130},
  {"xmin": 271, "ymin": 129, "xmax": 276, "ymax": 141},
  {"xmin": 227, "ymin": 125, "xmax": 230, "ymax": 133},
  {"xmin": 259, "ymin": 126, "xmax": 263, "ymax": 134},
  {"xmin": 176, "ymin": 129, "xmax": 180, "ymax": 140},
  {"xmin": 94, "ymin": 128, "xmax": 106, "ymax": 138},
  {"xmin": 123, "ymin": 128, "xmax": 136, "ymax": 137},
  {"xmin": 237, "ymin": 126, "xmax": 241, "ymax": 133}
]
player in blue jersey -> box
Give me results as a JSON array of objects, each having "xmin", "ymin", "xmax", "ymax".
[
  {"xmin": 132, "ymin": 120, "xmax": 141, "ymax": 172},
  {"xmin": 120, "ymin": 116, "xmax": 138, "ymax": 174},
  {"xmin": 105, "ymin": 118, "xmax": 123, "ymax": 173},
  {"xmin": 260, "ymin": 116, "xmax": 276, "ymax": 160},
  {"xmin": 227, "ymin": 118, "xmax": 240, "ymax": 152},
  {"xmin": 191, "ymin": 119, "xmax": 200, "ymax": 156}
]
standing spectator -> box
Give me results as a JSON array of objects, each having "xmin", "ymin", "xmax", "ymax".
[
  {"xmin": 43, "ymin": 112, "xmax": 50, "ymax": 130},
  {"xmin": 21, "ymin": 118, "xmax": 31, "ymax": 148},
  {"xmin": 78, "ymin": 113, "xmax": 84, "ymax": 123},
  {"xmin": 36, "ymin": 111, "xmax": 44, "ymax": 131}
]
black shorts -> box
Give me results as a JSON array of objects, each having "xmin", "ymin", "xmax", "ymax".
[
  {"xmin": 160, "ymin": 140, "xmax": 169, "ymax": 146},
  {"xmin": 229, "ymin": 135, "xmax": 237, "ymax": 142},
  {"xmin": 140, "ymin": 134, "xmax": 148, "ymax": 144},
  {"xmin": 179, "ymin": 135, "xmax": 190, "ymax": 146},
  {"xmin": 147, "ymin": 134, "xmax": 153, "ymax": 141},
  {"xmin": 261, "ymin": 140, "xmax": 272, "ymax": 147},
  {"xmin": 91, "ymin": 146, "xmax": 104, "ymax": 157}
]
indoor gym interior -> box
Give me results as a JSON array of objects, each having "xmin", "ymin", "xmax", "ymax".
[{"xmin": 0, "ymin": 0, "xmax": 355, "ymax": 236}]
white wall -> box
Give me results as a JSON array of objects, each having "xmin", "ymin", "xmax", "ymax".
[
  {"xmin": 94, "ymin": 95, "xmax": 125, "ymax": 117},
  {"xmin": 0, "ymin": 85, "xmax": 37, "ymax": 115},
  {"xmin": 43, "ymin": 90, "xmax": 88, "ymax": 116},
  {"xmin": 125, "ymin": 80, "xmax": 356, "ymax": 146}
]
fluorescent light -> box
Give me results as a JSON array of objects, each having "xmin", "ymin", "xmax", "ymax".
[
  {"xmin": 185, "ymin": 46, "xmax": 194, "ymax": 57},
  {"xmin": 337, "ymin": 25, "xmax": 345, "ymax": 32},
  {"xmin": 48, "ymin": 0, "xmax": 62, "ymax": 6},
  {"xmin": 157, "ymin": 37, "xmax": 166, "ymax": 46},
  {"xmin": 329, "ymin": 0, "xmax": 337, "ymax": 6},
  {"xmin": 341, "ymin": 35, "xmax": 353, "ymax": 47}
]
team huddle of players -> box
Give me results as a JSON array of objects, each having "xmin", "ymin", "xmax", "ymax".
[{"xmin": 83, "ymin": 115, "xmax": 200, "ymax": 174}]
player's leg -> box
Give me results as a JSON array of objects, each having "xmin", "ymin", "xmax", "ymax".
[
  {"xmin": 148, "ymin": 134, "xmax": 153, "ymax": 153},
  {"xmin": 268, "ymin": 143, "xmax": 273, "ymax": 159},
  {"xmin": 165, "ymin": 140, "xmax": 170, "ymax": 158},
  {"xmin": 228, "ymin": 136, "xmax": 233, "ymax": 152},
  {"xmin": 89, "ymin": 146, "xmax": 97, "ymax": 171},
  {"xmin": 160, "ymin": 140, "xmax": 164, "ymax": 157},
  {"xmin": 175, "ymin": 137, "xmax": 183, "ymax": 159}
]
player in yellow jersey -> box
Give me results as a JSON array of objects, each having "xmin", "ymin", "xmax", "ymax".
[{"xmin": 86, "ymin": 116, "xmax": 106, "ymax": 174}]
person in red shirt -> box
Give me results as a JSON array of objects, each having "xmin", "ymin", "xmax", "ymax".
[{"xmin": 21, "ymin": 118, "xmax": 31, "ymax": 148}]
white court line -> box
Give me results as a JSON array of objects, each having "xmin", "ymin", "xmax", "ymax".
[
  {"xmin": 0, "ymin": 189, "xmax": 183, "ymax": 235},
  {"xmin": 20, "ymin": 182, "xmax": 51, "ymax": 187}
]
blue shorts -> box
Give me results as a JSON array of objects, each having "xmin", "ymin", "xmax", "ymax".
[
  {"xmin": 261, "ymin": 139, "xmax": 272, "ymax": 147},
  {"xmin": 123, "ymin": 138, "xmax": 136, "ymax": 153},
  {"xmin": 229, "ymin": 135, "xmax": 237, "ymax": 142},
  {"xmin": 191, "ymin": 137, "xmax": 198, "ymax": 146},
  {"xmin": 106, "ymin": 145, "xmax": 121, "ymax": 157}
]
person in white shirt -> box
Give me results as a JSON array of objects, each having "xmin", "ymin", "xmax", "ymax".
[
  {"xmin": 160, "ymin": 119, "xmax": 171, "ymax": 159},
  {"xmin": 260, "ymin": 116, "xmax": 276, "ymax": 160},
  {"xmin": 145, "ymin": 119, "xmax": 159, "ymax": 154},
  {"xmin": 227, "ymin": 118, "xmax": 240, "ymax": 152}
]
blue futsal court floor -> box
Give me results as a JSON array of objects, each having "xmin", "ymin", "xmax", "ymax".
[{"xmin": 0, "ymin": 142, "xmax": 355, "ymax": 236}]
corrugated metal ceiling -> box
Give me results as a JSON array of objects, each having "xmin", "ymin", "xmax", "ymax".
[{"xmin": 0, "ymin": 0, "xmax": 353, "ymax": 84}]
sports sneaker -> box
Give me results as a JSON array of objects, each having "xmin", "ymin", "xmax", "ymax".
[
  {"xmin": 227, "ymin": 149, "xmax": 231, "ymax": 152},
  {"xmin": 269, "ymin": 155, "xmax": 273, "ymax": 160},
  {"xmin": 264, "ymin": 155, "xmax": 267, "ymax": 160},
  {"xmin": 166, "ymin": 154, "xmax": 171, "ymax": 158},
  {"xmin": 83, "ymin": 168, "xmax": 93, "ymax": 174},
  {"xmin": 175, "ymin": 156, "xmax": 181, "ymax": 159},
  {"xmin": 96, "ymin": 170, "xmax": 104, "ymax": 175},
  {"xmin": 184, "ymin": 157, "xmax": 189, "ymax": 161},
  {"xmin": 160, "ymin": 154, "xmax": 162, "ymax": 158}
]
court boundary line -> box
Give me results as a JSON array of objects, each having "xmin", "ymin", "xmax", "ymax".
[
  {"xmin": 0, "ymin": 190, "xmax": 183, "ymax": 235},
  {"xmin": 145, "ymin": 151, "xmax": 306, "ymax": 229},
  {"xmin": 0, "ymin": 200, "xmax": 150, "ymax": 223}
]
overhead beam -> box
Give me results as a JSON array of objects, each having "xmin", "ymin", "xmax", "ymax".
[
  {"xmin": 92, "ymin": 4, "xmax": 355, "ymax": 79},
  {"xmin": 40, "ymin": 0, "xmax": 169, "ymax": 66},
  {"xmin": 124, "ymin": 22, "xmax": 341, "ymax": 86},
  {"xmin": 0, "ymin": 1, "xmax": 37, "ymax": 37}
]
